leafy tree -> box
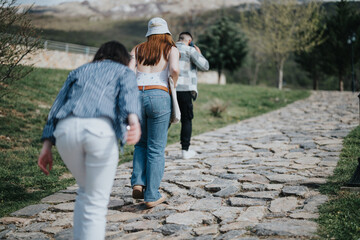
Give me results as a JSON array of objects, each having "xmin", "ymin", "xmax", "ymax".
[
  {"xmin": 198, "ymin": 15, "xmax": 247, "ymax": 84},
  {"xmin": 241, "ymin": 0, "xmax": 324, "ymax": 90},
  {"xmin": 0, "ymin": 0, "xmax": 39, "ymax": 98},
  {"xmin": 317, "ymin": 0, "xmax": 360, "ymax": 91}
]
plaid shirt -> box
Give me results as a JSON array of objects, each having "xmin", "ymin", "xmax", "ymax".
[
  {"xmin": 41, "ymin": 60, "xmax": 141, "ymax": 145},
  {"xmin": 175, "ymin": 42, "xmax": 209, "ymax": 99}
]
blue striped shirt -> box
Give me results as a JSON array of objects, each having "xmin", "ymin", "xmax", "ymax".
[{"xmin": 41, "ymin": 60, "xmax": 141, "ymax": 145}]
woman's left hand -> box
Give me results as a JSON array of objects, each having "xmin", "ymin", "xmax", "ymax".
[{"xmin": 38, "ymin": 139, "xmax": 53, "ymax": 175}]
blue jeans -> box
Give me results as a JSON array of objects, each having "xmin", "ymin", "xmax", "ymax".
[{"xmin": 131, "ymin": 89, "xmax": 171, "ymax": 202}]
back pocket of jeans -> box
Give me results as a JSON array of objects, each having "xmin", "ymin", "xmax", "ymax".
[{"xmin": 149, "ymin": 95, "xmax": 170, "ymax": 114}]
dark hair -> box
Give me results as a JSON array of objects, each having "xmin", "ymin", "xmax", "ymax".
[
  {"xmin": 93, "ymin": 41, "xmax": 131, "ymax": 66},
  {"xmin": 179, "ymin": 32, "xmax": 193, "ymax": 41}
]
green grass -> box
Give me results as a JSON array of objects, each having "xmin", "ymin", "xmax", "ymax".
[
  {"xmin": 0, "ymin": 67, "xmax": 309, "ymax": 217},
  {"xmin": 317, "ymin": 126, "xmax": 360, "ymax": 240}
]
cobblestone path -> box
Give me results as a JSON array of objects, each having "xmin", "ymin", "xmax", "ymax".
[{"xmin": 1, "ymin": 91, "xmax": 358, "ymax": 239}]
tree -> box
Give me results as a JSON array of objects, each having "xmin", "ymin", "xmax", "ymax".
[
  {"xmin": 241, "ymin": 0, "xmax": 324, "ymax": 90},
  {"xmin": 198, "ymin": 14, "xmax": 247, "ymax": 84},
  {"xmin": 317, "ymin": 0, "xmax": 360, "ymax": 91},
  {"xmin": 0, "ymin": 0, "xmax": 39, "ymax": 98}
]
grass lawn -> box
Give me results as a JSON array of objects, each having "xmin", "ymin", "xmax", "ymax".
[
  {"xmin": 0, "ymin": 67, "xmax": 310, "ymax": 217},
  {"xmin": 317, "ymin": 126, "xmax": 360, "ymax": 240}
]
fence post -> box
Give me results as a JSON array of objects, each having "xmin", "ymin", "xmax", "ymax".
[
  {"xmin": 44, "ymin": 40, "xmax": 48, "ymax": 50},
  {"xmin": 65, "ymin": 44, "xmax": 69, "ymax": 53}
]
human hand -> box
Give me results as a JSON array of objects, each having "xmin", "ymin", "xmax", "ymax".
[
  {"xmin": 38, "ymin": 139, "xmax": 53, "ymax": 175},
  {"xmin": 194, "ymin": 45, "xmax": 201, "ymax": 54},
  {"xmin": 126, "ymin": 114, "xmax": 141, "ymax": 145}
]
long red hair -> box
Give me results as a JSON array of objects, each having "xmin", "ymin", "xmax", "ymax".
[{"xmin": 136, "ymin": 34, "xmax": 176, "ymax": 66}]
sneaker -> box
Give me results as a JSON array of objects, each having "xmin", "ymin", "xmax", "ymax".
[
  {"xmin": 132, "ymin": 185, "xmax": 144, "ymax": 199},
  {"xmin": 145, "ymin": 195, "xmax": 166, "ymax": 208},
  {"xmin": 182, "ymin": 149, "xmax": 196, "ymax": 159}
]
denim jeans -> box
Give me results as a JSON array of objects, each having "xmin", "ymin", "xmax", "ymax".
[
  {"xmin": 131, "ymin": 89, "xmax": 171, "ymax": 202},
  {"xmin": 54, "ymin": 116, "xmax": 119, "ymax": 240}
]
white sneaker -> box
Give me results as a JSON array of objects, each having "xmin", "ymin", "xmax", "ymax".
[{"xmin": 182, "ymin": 149, "xmax": 196, "ymax": 159}]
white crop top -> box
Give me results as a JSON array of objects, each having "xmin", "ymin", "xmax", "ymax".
[{"xmin": 136, "ymin": 65, "xmax": 169, "ymax": 88}]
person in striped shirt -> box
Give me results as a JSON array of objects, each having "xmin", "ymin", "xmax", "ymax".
[{"xmin": 38, "ymin": 41, "xmax": 141, "ymax": 240}]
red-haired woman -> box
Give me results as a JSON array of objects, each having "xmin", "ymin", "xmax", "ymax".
[{"xmin": 129, "ymin": 17, "xmax": 179, "ymax": 208}]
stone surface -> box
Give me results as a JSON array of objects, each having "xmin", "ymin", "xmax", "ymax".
[
  {"xmin": 166, "ymin": 212, "xmax": 213, "ymax": 226},
  {"xmin": 6, "ymin": 92, "xmax": 357, "ymax": 239},
  {"xmin": 41, "ymin": 193, "xmax": 76, "ymax": 203},
  {"xmin": 282, "ymin": 186, "xmax": 309, "ymax": 198},
  {"xmin": 253, "ymin": 219, "xmax": 318, "ymax": 237},
  {"xmin": 269, "ymin": 197, "xmax": 299, "ymax": 213},
  {"xmin": 10, "ymin": 204, "xmax": 50, "ymax": 217}
]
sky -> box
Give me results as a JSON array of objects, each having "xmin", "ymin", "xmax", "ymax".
[{"xmin": 15, "ymin": 0, "xmax": 85, "ymax": 6}]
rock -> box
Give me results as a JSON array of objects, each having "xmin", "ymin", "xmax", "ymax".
[
  {"xmin": 294, "ymin": 157, "xmax": 321, "ymax": 165},
  {"xmin": 0, "ymin": 217, "xmax": 31, "ymax": 226},
  {"xmin": 107, "ymin": 212, "xmax": 142, "ymax": 222},
  {"xmin": 10, "ymin": 204, "xmax": 50, "ymax": 217},
  {"xmin": 236, "ymin": 206, "xmax": 266, "ymax": 223},
  {"xmin": 212, "ymin": 206, "xmax": 243, "ymax": 222},
  {"xmin": 228, "ymin": 197, "xmax": 267, "ymax": 207},
  {"xmin": 266, "ymin": 174, "xmax": 306, "ymax": 183},
  {"xmin": 205, "ymin": 178, "xmax": 237, "ymax": 192},
  {"xmin": 143, "ymin": 210, "xmax": 176, "ymax": 220},
  {"xmin": 253, "ymin": 219, "xmax": 317, "ymax": 237},
  {"xmin": 123, "ymin": 220, "xmax": 159, "ymax": 232},
  {"xmin": 188, "ymin": 187, "xmax": 213, "ymax": 199},
  {"xmin": 241, "ymin": 183, "xmax": 266, "ymax": 191},
  {"xmin": 190, "ymin": 197, "xmax": 222, "ymax": 211},
  {"xmin": 220, "ymin": 222, "xmax": 254, "ymax": 232},
  {"xmin": 52, "ymin": 202, "xmax": 75, "ymax": 211},
  {"xmin": 215, "ymin": 230, "xmax": 247, "ymax": 239},
  {"xmin": 289, "ymin": 211, "xmax": 319, "ymax": 219},
  {"xmin": 282, "ymin": 186, "xmax": 309, "ymax": 198},
  {"xmin": 6, "ymin": 232, "xmax": 50, "ymax": 240},
  {"xmin": 41, "ymin": 193, "xmax": 76, "ymax": 203},
  {"xmin": 303, "ymin": 195, "xmax": 328, "ymax": 212},
  {"xmin": 155, "ymin": 224, "xmax": 191, "ymax": 236},
  {"xmin": 18, "ymin": 222, "xmax": 49, "ymax": 232},
  {"xmin": 213, "ymin": 185, "xmax": 240, "ymax": 197},
  {"xmin": 54, "ymin": 228, "xmax": 73, "ymax": 240},
  {"xmin": 107, "ymin": 198, "xmax": 125, "ymax": 209},
  {"xmin": 269, "ymin": 197, "xmax": 299, "ymax": 212},
  {"xmin": 193, "ymin": 225, "xmax": 218, "ymax": 236},
  {"xmin": 41, "ymin": 226, "xmax": 64, "ymax": 234},
  {"xmin": 237, "ymin": 174, "xmax": 269, "ymax": 184},
  {"xmin": 236, "ymin": 191, "xmax": 279, "ymax": 200},
  {"xmin": 166, "ymin": 211, "xmax": 213, "ymax": 226}
]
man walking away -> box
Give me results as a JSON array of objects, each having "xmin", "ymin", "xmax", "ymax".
[{"xmin": 176, "ymin": 32, "xmax": 209, "ymax": 159}]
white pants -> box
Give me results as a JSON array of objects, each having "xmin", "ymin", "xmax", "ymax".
[{"xmin": 54, "ymin": 116, "xmax": 119, "ymax": 240}]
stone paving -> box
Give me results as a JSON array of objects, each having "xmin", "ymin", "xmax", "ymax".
[{"xmin": 1, "ymin": 91, "xmax": 359, "ymax": 240}]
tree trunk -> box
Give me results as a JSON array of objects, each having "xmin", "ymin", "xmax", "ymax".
[
  {"xmin": 313, "ymin": 74, "xmax": 318, "ymax": 90},
  {"xmin": 339, "ymin": 75, "xmax": 344, "ymax": 91},
  {"xmin": 217, "ymin": 67, "xmax": 222, "ymax": 84},
  {"xmin": 277, "ymin": 59, "xmax": 285, "ymax": 90},
  {"xmin": 252, "ymin": 62, "xmax": 261, "ymax": 85}
]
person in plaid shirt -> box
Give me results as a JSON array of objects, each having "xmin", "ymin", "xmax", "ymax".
[{"xmin": 176, "ymin": 32, "xmax": 209, "ymax": 159}]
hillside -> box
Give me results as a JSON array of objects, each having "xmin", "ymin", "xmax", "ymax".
[{"xmin": 21, "ymin": 0, "xmax": 261, "ymax": 20}]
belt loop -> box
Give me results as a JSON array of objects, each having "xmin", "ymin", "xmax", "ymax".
[{"xmin": 142, "ymin": 86, "xmax": 145, "ymax": 92}]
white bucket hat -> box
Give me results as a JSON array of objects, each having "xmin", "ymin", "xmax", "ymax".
[{"xmin": 145, "ymin": 17, "xmax": 171, "ymax": 37}]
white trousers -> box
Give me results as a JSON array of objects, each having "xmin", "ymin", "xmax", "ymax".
[{"xmin": 54, "ymin": 116, "xmax": 119, "ymax": 240}]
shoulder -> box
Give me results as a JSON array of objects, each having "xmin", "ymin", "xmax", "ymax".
[{"xmin": 171, "ymin": 46, "xmax": 179, "ymax": 54}]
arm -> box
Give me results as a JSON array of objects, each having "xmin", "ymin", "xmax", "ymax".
[
  {"xmin": 117, "ymin": 68, "xmax": 142, "ymax": 144},
  {"xmin": 41, "ymin": 70, "xmax": 77, "ymax": 145},
  {"xmin": 190, "ymin": 46, "xmax": 209, "ymax": 71},
  {"xmin": 128, "ymin": 47, "xmax": 137, "ymax": 72},
  {"xmin": 169, "ymin": 46, "xmax": 180, "ymax": 86}
]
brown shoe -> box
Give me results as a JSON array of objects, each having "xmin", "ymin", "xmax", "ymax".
[
  {"xmin": 132, "ymin": 185, "xmax": 144, "ymax": 199},
  {"xmin": 145, "ymin": 195, "xmax": 166, "ymax": 208}
]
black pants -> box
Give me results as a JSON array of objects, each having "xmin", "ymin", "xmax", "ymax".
[{"xmin": 176, "ymin": 91, "xmax": 194, "ymax": 151}]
